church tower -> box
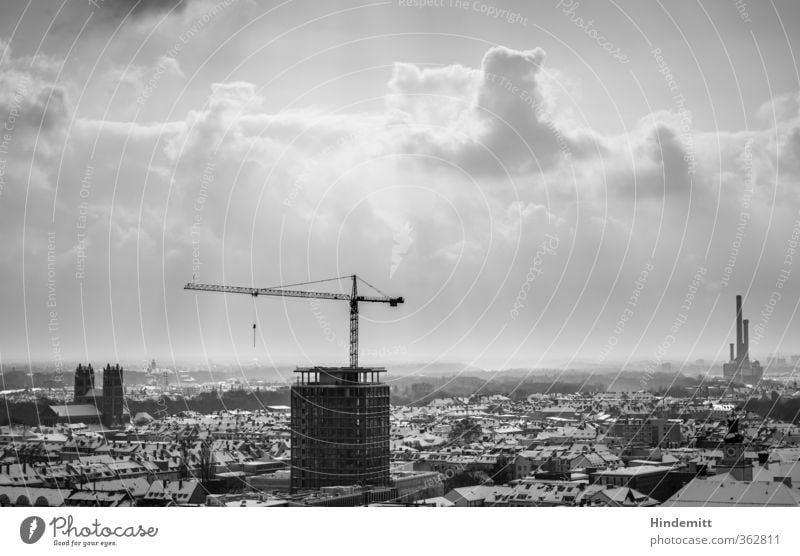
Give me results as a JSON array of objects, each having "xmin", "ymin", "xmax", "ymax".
[
  {"xmin": 73, "ymin": 364, "xmax": 95, "ymax": 404},
  {"xmin": 101, "ymin": 364, "xmax": 125, "ymax": 428},
  {"xmin": 716, "ymin": 411, "xmax": 752, "ymax": 481}
]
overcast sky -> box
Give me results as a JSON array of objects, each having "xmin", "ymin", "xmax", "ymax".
[{"xmin": 1, "ymin": 0, "xmax": 800, "ymax": 372}]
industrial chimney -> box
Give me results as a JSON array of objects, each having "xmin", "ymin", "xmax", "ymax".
[
  {"xmin": 729, "ymin": 343, "xmax": 735, "ymax": 362},
  {"xmin": 736, "ymin": 295, "xmax": 744, "ymax": 361},
  {"xmin": 743, "ymin": 319, "xmax": 749, "ymax": 362}
]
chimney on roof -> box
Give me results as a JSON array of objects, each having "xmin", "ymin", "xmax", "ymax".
[
  {"xmin": 736, "ymin": 295, "xmax": 744, "ymax": 361},
  {"xmin": 729, "ymin": 343, "xmax": 735, "ymax": 362}
]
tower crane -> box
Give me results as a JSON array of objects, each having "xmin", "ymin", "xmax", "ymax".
[{"xmin": 184, "ymin": 274, "xmax": 403, "ymax": 368}]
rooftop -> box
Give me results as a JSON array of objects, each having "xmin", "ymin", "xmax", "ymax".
[
  {"xmin": 595, "ymin": 465, "xmax": 676, "ymax": 477},
  {"xmin": 664, "ymin": 477, "xmax": 800, "ymax": 507},
  {"xmin": 48, "ymin": 405, "xmax": 102, "ymax": 419}
]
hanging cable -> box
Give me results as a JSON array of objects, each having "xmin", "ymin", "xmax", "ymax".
[
  {"xmin": 252, "ymin": 293, "xmax": 257, "ymax": 348},
  {"xmin": 264, "ymin": 275, "xmax": 351, "ymax": 291},
  {"xmin": 357, "ymin": 275, "xmax": 390, "ymax": 297}
]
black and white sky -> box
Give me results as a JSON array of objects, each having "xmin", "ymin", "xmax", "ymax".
[{"xmin": 1, "ymin": 0, "xmax": 800, "ymax": 370}]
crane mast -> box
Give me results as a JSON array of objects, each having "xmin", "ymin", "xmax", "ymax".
[{"xmin": 185, "ymin": 274, "xmax": 403, "ymax": 368}]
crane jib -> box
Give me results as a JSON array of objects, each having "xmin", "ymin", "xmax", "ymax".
[
  {"xmin": 184, "ymin": 283, "xmax": 403, "ymax": 305},
  {"xmin": 184, "ymin": 276, "xmax": 404, "ymax": 368}
]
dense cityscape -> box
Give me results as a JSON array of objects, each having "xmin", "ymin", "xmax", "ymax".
[{"xmin": 2, "ymin": 294, "xmax": 799, "ymax": 508}]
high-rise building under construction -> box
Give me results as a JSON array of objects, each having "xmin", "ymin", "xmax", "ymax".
[
  {"xmin": 722, "ymin": 294, "xmax": 763, "ymax": 384},
  {"xmin": 290, "ymin": 366, "xmax": 390, "ymax": 492}
]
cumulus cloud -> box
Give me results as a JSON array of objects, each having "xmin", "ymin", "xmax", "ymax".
[
  {"xmin": 385, "ymin": 46, "xmax": 606, "ymax": 177},
  {"xmin": 0, "ymin": 44, "xmax": 69, "ymax": 138},
  {"xmin": 3, "ymin": 39, "xmax": 800, "ymax": 363}
]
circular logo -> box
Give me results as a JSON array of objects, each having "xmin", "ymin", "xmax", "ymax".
[
  {"xmin": 19, "ymin": 516, "xmax": 45, "ymax": 544},
  {"xmin": 725, "ymin": 446, "xmax": 737, "ymax": 458}
]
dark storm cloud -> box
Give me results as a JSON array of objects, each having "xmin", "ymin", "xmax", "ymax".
[{"xmin": 94, "ymin": 0, "xmax": 190, "ymax": 22}]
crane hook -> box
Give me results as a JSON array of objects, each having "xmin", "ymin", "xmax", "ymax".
[{"xmin": 252, "ymin": 293, "xmax": 257, "ymax": 348}]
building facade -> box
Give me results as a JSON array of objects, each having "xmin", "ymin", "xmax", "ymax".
[
  {"xmin": 290, "ymin": 367, "xmax": 390, "ymax": 492},
  {"xmin": 608, "ymin": 417, "xmax": 683, "ymax": 448}
]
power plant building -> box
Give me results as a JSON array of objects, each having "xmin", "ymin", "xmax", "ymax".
[
  {"xmin": 722, "ymin": 295, "xmax": 763, "ymax": 384},
  {"xmin": 290, "ymin": 367, "xmax": 390, "ymax": 492}
]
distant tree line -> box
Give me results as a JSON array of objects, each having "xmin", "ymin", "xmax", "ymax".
[
  {"xmin": 0, "ymin": 388, "xmax": 291, "ymax": 425},
  {"xmin": 742, "ymin": 395, "xmax": 800, "ymax": 425},
  {"xmin": 388, "ymin": 371, "xmax": 706, "ymax": 406},
  {"xmin": 128, "ymin": 388, "xmax": 290, "ymax": 416}
]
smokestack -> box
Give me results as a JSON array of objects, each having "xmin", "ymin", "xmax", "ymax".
[
  {"xmin": 736, "ymin": 295, "xmax": 743, "ymax": 361},
  {"xmin": 729, "ymin": 343, "xmax": 735, "ymax": 361},
  {"xmin": 743, "ymin": 319, "xmax": 749, "ymax": 361}
]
